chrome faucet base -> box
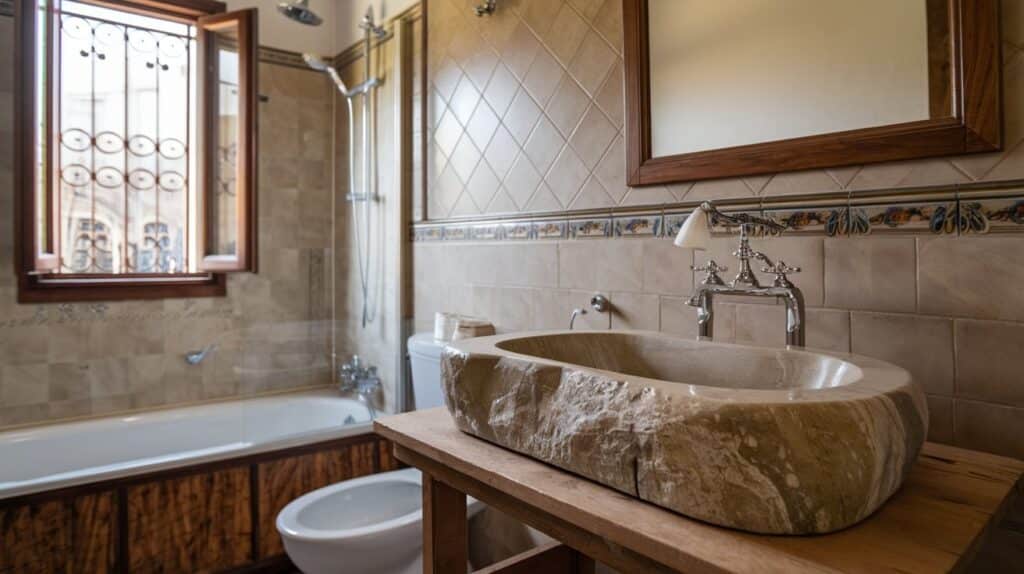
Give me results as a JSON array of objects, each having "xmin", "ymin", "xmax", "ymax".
[{"xmin": 338, "ymin": 355, "xmax": 382, "ymax": 419}]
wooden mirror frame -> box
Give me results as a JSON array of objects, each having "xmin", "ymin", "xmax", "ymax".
[{"xmin": 623, "ymin": 0, "xmax": 1003, "ymax": 186}]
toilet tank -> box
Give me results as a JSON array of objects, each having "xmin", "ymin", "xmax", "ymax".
[{"xmin": 407, "ymin": 333, "xmax": 447, "ymax": 410}]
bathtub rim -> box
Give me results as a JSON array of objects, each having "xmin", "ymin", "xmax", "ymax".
[{"xmin": 0, "ymin": 388, "xmax": 380, "ymax": 502}]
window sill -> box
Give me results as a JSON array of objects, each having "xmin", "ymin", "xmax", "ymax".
[{"xmin": 17, "ymin": 273, "xmax": 227, "ymax": 303}]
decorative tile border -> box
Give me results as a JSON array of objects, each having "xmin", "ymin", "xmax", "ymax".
[
  {"xmin": 411, "ymin": 183, "xmax": 1024, "ymax": 242},
  {"xmin": 259, "ymin": 47, "xmax": 311, "ymax": 69},
  {"xmin": 614, "ymin": 214, "xmax": 662, "ymax": 237}
]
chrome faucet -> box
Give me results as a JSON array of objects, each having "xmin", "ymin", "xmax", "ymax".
[
  {"xmin": 684, "ymin": 203, "xmax": 806, "ymax": 347},
  {"xmin": 338, "ymin": 355, "xmax": 381, "ymax": 419}
]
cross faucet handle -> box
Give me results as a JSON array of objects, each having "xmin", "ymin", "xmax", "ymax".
[
  {"xmin": 761, "ymin": 260, "xmax": 801, "ymax": 286},
  {"xmin": 691, "ymin": 260, "xmax": 728, "ymax": 285}
]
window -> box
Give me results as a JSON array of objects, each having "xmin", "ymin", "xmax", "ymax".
[{"xmin": 14, "ymin": 0, "xmax": 258, "ymax": 302}]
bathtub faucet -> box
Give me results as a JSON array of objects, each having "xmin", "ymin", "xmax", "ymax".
[
  {"xmin": 185, "ymin": 344, "xmax": 217, "ymax": 365},
  {"xmin": 339, "ymin": 355, "xmax": 381, "ymax": 419}
]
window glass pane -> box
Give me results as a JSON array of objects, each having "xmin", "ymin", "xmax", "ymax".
[
  {"xmin": 56, "ymin": 1, "xmax": 194, "ymax": 275},
  {"xmin": 209, "ymin": 25, "xmax": 240, "ymax": 257},
  {"xmin": 34, "ymin": 0, "xmax": 49, "ymax": 256}
]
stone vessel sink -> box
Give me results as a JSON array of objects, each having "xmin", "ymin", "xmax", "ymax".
[{"xmin": 441, "ymin": 330, "xmax": 927, "ymax": 535}]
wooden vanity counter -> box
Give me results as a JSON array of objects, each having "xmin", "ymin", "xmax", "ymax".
[{"xmin": 375, "ymin": 408, "xmax": 1024, "ymax": 574}]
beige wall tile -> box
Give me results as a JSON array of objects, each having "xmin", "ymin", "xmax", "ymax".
[
  {"xmin": 659, "ymin": 296, "xmax": 698, "ymax": 339},
  {"xmin": 466, "ymin": 243, "xmax": 560, "ymax": 288},
  {"xmin": 736, "ymin": 305, "xmax": 851, "ymax": 352},
  {"xmin": 806, "ymin": 308, "xmax": 851, "ymax": 353},
  {"xmin": 734, "ymin": 304, "xmax": 786, "ymax": 347},
  {"xmin": 850, "ymin": 312, "xmax": 954, "ymax": 396},
  {"xmin": 955, "ymin": 319, "xmax": 1024, "ymax": 406},
  {"xmin": 0, "ymin": 364, "xmax": 49, "ymax": 407},
  {"xmin": 610, "ymin": 291, "xmax": 659, "ymax": 330},
  {"xmin": 954, "ymin": 399, "xmax": 1024, "ymax": 459},
  {"xmin": 641, "ymin": 239, "xmax": 693, "ymax": 296},
  {"xmin": 751, "ymin": 236, "xmax": 825, "ymax": 307},
  {"xmin": 0, "ymin": 326, "xmax": 50, "ymax": 365},
  {"xmin": 558, "ymin": 239, "xmax": 643, "ymax": 292},
  {"xmin": 926, "ymin": 395, "xmax": 954, "ymax": 445},
  {"xmin": 824, "ymin": 237, "xmax": 917, "ymax": 313},
  {"xmin": 919, "ymin": 237, "xmax": 1024, "ymax": 321}
]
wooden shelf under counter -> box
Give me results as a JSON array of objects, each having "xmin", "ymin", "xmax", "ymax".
[{"xmin": 375, "ymin": 407, "xmax": 1024, "ymax": 574}]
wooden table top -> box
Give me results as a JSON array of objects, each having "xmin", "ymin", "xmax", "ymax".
[{"xmin": 375, "ymin": 408, "xmax": 1024, "ymax": 574}]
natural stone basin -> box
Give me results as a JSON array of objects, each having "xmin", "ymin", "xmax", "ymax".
[{"xmin": 441, "ymin": 330, "xmax": 927, "ymax": 535}]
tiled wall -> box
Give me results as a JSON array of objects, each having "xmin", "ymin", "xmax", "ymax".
[
  {"xmin": 0, "ymin": 13, "xmax": 338, "ymax": 429},
  {"xmin": 413, "ymin": 234, "xmax": 1024, "ymax": 460},
  {"xmin": 417, "ymin": 0, "xmax": 1024, "ymax": 461},
  {"xmin": 424, "ymin": 0, "xmax": 1024, "ymax": 217}
]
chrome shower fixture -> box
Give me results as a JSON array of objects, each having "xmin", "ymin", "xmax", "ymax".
[
  {"xmin": 302, "ymin": 53, "xmax": 354, "ymax": 96},
  {"xmin": 277, "ymin": 0, "xmax": 322, "ymax": 26},
  {"xmin": 360, "ymin": 6, "xmax": 387, "ymax": 38},
  {"xmin": 475, "ymin": 0, "xmax": 497, "ymax": 17}
]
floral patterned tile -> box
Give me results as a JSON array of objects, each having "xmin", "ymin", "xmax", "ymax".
[
  {"xmin": 614, "ymin": 214, "xmax": 662, "ymax": 237},
  {"xmin": 570, "ymin": 218, "xmax": 612, "ymax": 239}
]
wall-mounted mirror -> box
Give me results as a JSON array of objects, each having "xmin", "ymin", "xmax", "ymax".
[{"xmin": 623, "ymin": 0, "xmax": 1002, "ymax": 186}]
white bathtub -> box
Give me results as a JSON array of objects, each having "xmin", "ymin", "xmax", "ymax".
[{"xmin": 0, "ymin": 389, "xmax": 374, "ymax": 500}]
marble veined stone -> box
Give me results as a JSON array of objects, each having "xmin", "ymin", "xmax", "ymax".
[{"xmin": 441, "ymin": 330, "xmax": 927, "ymax": 535}]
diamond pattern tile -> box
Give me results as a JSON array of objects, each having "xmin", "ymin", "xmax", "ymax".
[
  {"xmin": 426, "ymin": 0, "xmax": 1024, "ymax": 218},
  {"xmin": 523, "ymin": 47, "xmax": 564, "ymax": 107},
  {"xmin": 544, "ymin": 3, "xmax": 589, "ymax": 66},
  {"xmin": 504, "ymin": 153, "xmax": 543, "ymax": 208},
  {"xmin": 547, "ymin": 146, "xmax": 589, "ymax": 206},
  {"xmin": 449, "ymin": 76, "xmax": 481, "ymax": 126},
  {"xmin": 484, "ymin": 124, "xmax": 519, "ymax": 179},
  {"xmin": 546, "ymin": 75, "xmax": 589, "ymax": 137},
  {"xmin": 433, "ymin": 57, "xmax": 463, "ymax": 103},
  {"xmin": 571, "ymin": 177, "xmax": 616, "ymax": 209},
  {"xmin": 449, "ymin": 134, "xmax": 482, "ymax": 184},
  {"xmin": 486, "ymin": 187, "xmax": 519, "ymax": 214},
  {"xmin": 483, "ymin": 63, "xmax": 519, "ymax": 118},
  {"xmin": 527, "ymin": 182, "xmax": 564, "ymax": 211},
  {"xmin": 433, "ymin": 110, "xmax": 463, "ymax": 158},
  {"xmin": 467, "ymin": 161, "xmax": 501, "ymax": 208},
  {"xmin": 500, "ymin": 21, "xmax": 542, "ymax": 81},
  {"xmin": 462, "ymin": 47, "xmax": 500, "ymax": 92},
  {"xmin": 569, "ymin": 104, "xmax": 616, "ymax": 170},
  {"xmin": 466, "ymin": 100, "xmax": 500, "ymax": 151},
  {"xmin": 504, "ymin": 88, "xmax": 543, "ymax": 145},
  {"xmin": 568, "ymin": 30, "xmax": 616, "ymax": 96},
  {"xmin": 524, "ymin": 117, "xmax": 566, "ymax": 175}
]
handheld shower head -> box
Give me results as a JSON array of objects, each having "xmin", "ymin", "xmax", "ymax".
[
  {"xmin": 278, "ymin": 0, "xmax": 322, "ymax": 26},
  {"xmin": 302, "ymin": 53, "xmax": 350, "ymax": 95},
  {"xmin": 302, "ymin": 53, "xmax": 330, "ymax": 71}
]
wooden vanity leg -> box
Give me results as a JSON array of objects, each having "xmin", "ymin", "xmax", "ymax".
[{"xmin": 423, "ymin": 472, "xmax": 468, "ymax": 574}]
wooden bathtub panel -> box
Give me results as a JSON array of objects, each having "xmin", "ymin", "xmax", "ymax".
[
  {"xmin": 257, "ymin": 438, "xmax": 378, "ymax": 558},
  {"xmin": 0, "ymin": 491, "xmax": 116, "ymax": 574},
  {"xmin": 127, "ymin": 467, "xmax": 252, "ymax": 573},
  {"xmin": 72, "ymin": 492, "xmax": 118, "ymax": 573}
]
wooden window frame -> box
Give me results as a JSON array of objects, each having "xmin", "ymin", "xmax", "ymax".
[
  {"xmin": 13, "ymin": 0, "xmax": 258, "ymax": 303},
  {"xmin": 622, "ymin": 0, "xmax": 1003, "ymax": 186}
]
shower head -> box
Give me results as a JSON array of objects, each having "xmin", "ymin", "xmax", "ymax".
[
  {"xmin": 302, "ymin": 53, "xmax": 351, "ymax": 95},
  {"xmin": 278, "ymin": 0, "xmax": 322, "ymax": 26},
  {"xmin": 302, "ymin": 53, "xmax": 330, "ymax": 71}
]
